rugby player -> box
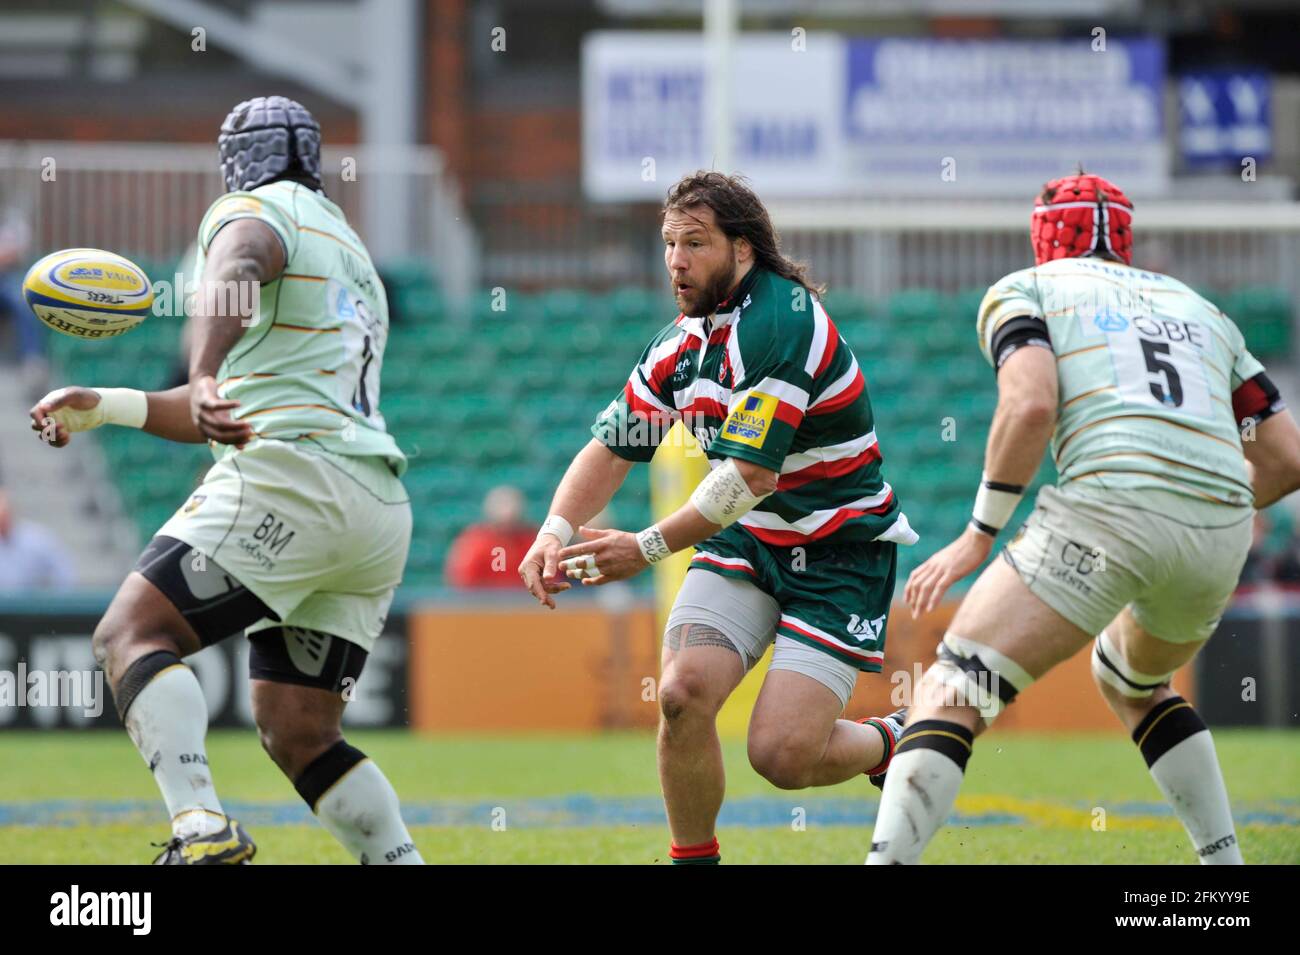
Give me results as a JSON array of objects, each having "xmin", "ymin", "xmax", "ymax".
[
  {"xmin": 29, "ymin": 97, "xmax": 422, "ymax": 865},
  {"xmin": 867, "ymin": 172, "xmax": 1300, "ymax": 865},
  {"xmin": 518, "ymin": 172, "xmax": 916, "ymax": 865}
]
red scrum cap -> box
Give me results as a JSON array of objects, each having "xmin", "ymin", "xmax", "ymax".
[{"xmin": 1031, "ymin": 173, "xmax": 1134, "ymax": 266}]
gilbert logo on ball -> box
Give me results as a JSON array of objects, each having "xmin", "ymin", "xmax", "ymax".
[{"xmin": 22, "ymin": 248, "xmax": 154, "ymax": 339}]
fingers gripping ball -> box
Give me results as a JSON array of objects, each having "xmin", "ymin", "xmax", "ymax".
[{"xmin": 23, "ymin": 249, "xmax": 154, "ymax": 339}]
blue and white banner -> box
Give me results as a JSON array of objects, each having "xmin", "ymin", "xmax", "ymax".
[
  {"xmin": 1179, "ymin": 70, "xmax": 1271, "ymax": 167},
  {"xmin": 582, "ymin": 31, "xmax": 845, "ymax": 201},
  {"xmin": 582, "ymin": 33, "xmax": 1168, "ymax": 200},
  {"xmin": 843, "ymin": 37, "xmax": 1167, "ymax": 195}
]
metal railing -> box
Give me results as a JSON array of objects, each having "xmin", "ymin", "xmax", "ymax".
[
  {"xmin": 470, "ymin": 189, "xmax": 1300, "ymax": 316},
  {"xmin": 0, "ymin": 140, "xmax": 478, "ymax": 310},
  {"xmin": 766, "ymin": 199, "xmax": 1300, "ymax": 311}
]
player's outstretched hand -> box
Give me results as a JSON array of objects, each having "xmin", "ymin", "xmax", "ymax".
[
  {"xmin": 29, "ymin": 385, "xmax": 101, "ymax": 448},
  {"xmin": 190, "ymin": 374, "xmax": 252, "ymax": 447},
  {"xmin": 518, "ymin": 534, "xmax": 571, "ymax": 610},
  {"xmin": 557, "ymin": 526, "xmax": 648, "ymax": 587},
  {"xmin": 904, "ymin": 526, "xmax": 994, "ymax": 618}
]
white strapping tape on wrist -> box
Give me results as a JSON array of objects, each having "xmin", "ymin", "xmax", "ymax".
[
  {"xmin": 690, "ymin": 458, "xmax": 767, "ymax": 527},
  {"xmin": 636, "ymin": 525, "xmax": 672, "ymax": 564},
  {"xmin": 538, "ymin": 514, "xmax": 575, "ymax": 545},
  {"xmin": 95, "ymin": 388, "xmax": 149, "ymax": 429},
  {"xmin": 971, "ymin": 472, "xmax": 1024, "ymax": 535}
]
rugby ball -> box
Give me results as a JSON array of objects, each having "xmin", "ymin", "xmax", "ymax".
[{"xmin": 22, "ymin": 248, "xmax": 153, "ymax": 339}]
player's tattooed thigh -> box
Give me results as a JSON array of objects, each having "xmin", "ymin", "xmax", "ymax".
[{"xmin": 665, "ymin": 623, "xmax": 738, "ymax": 654}]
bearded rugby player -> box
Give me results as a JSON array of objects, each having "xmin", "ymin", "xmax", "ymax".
[
  {"xmin": 30, "ymin": 97, "xmax": 422, "ymax": 865},
  {"xmin": 867, "ymin": 172, "xmax": 1300, "ymax": 865},
  {"xmin": 519, "ymin": 172, "xmax": 915, "ymax": 864}
]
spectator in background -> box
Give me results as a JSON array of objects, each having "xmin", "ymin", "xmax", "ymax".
[
  {"xmin": 0, "ymin": 194, "xmax": 47, "ymax": 398},
  {"xmin": 0, "ymin": 487, "xmax": 74, "ymax": 592},
  {"xmin": 445, "ymin": 485, "xmax": 538, "ymax": 589}
]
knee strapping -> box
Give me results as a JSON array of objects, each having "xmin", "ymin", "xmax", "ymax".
[
  {"xmin": 1092, "ymin": 630, "xmax": 1174, "ymax": 700},
  {"xmin": 929, "ymin": 633, "xmax": 1032, "ymax": 720}
]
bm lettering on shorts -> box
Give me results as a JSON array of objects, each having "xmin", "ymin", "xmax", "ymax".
[
  {"xmin": 237, "ymin": 511, "xmax": 296, "ymax": 572},
  {"xmin": 254, "ymin": 512, "xmax": 296, "ymax": 554}
]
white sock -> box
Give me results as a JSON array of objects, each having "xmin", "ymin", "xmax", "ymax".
[
  {"xmin": 122, "ymin": 664, "xmax": 226, "ymax": 839},
  {"xmin": 1130, "ymin": 697, "xmax": 1242, "ymax": 864},
  {"xmin": 1148, "ymin": 732, "xmax": 1242, "ymax": 864},
  {"xmin": 315, "ymin": 760, "xmax": 424, "ymax": 865},
  {"xmin": 867, "ymin": 720, "xmax": 975, "ymax": 864},
  {"xmin": 867, "ymin": 749, "xmax": 965, "ymax": 864}
]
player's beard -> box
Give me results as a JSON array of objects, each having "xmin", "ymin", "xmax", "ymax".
[{"xmin": 674, "ymin": 248, "xmax": 737, "ymax": 319}]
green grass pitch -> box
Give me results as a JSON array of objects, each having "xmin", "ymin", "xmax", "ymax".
[{"xmin": 0, "ymin": 728, "xmax": 1295, "ymax": 864}]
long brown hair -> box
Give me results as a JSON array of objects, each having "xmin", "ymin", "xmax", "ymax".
[{"xmin": 663, "ymin": 171, "xmax": 823, "ymax": 295}]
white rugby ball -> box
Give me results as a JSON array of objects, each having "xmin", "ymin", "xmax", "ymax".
[{"xmin": 22, "ymin": 248, "xmax": 154, "ymax": 339}]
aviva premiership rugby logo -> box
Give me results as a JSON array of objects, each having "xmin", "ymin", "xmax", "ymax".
[
  {"xmin": 181, "ymin": 494, "xmax": 206, "ymax": 516},
  {"xmin": 721, "ymin": 392, "xmax": 777, "ymax": 448}
]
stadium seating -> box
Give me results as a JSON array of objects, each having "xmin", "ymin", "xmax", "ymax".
[{"xmin": 54, "ymin": 258, "xmax": 1293, "ymax": 590}]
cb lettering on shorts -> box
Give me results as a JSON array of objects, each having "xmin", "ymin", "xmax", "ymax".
[
  {"xmin": 254, "ymin": 512, "xmax": 296, "ymax": 555},
  {"xmin": 1060, "ymin": 540, "xmax": 1101, "ymax": 575}
]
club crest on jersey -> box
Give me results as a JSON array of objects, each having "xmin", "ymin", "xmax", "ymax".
[
  {"xmin": 721, "ymin": 391, "xmax": 777, "ymax": 448},
  {"xmin": 718, "ymin": 350, "xmax": 733, "ymax": 386}
]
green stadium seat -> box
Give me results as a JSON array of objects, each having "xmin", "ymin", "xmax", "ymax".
[
  {"xmin": 820, "ymin": 290, "xmax": 874, "ymax": 325},
  {"xmin": 842, "ymin": 319, "xmax": 891, "ymax": 361},
  {"xmin": 1223, "ymin": 286, "xmax": 1291, "ymax": 357},
  {"xmin": 484, "ymin": 318, "xmax": 539, "ymax": 357},
  {"xmin": 393, "ymin": 285, "xmax": 442, "ymax": 323},
  {"xmin": 64, "ymin": 278, "xmax": 1286, "ymax": 598},
  {"xmin": 887, "ymin": 289, "xmax": 948, "ymax": 345},
  {"xmin": 539, "ymin": 289, "xmax": 589, "ymax": 324}
]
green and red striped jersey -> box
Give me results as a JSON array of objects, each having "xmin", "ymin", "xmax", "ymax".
[{"xmin": 592, "ymin": 266, "xmax": 917, "ymax": 548}]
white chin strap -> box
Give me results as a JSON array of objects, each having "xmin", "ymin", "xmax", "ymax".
[
  {"xmin": 690, "ymin": 458, "xmax": 769, "ymax": 527},
  {"xmin": 1092, "ymin": 629, "xmax": 1174, "ymax": 699}
]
